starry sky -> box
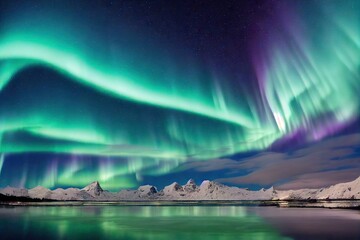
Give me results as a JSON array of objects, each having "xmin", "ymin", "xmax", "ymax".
[{"xmin": 0, "ymin": 0, "xmax": 359, "ymax": 191}]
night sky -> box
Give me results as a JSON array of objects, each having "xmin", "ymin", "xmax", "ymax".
[{"xmin": 0, "ymin": 0, "xmax": 359, "ymax": 191}]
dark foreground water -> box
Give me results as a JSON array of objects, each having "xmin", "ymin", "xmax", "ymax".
[{"xmin": 0, "ymin": 205, "xmax": 359, "ymax": 240}]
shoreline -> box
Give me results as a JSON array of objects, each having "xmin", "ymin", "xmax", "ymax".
[{"xmin": 1, "ymin": 199, "xmax": 360, "ymax": 209}]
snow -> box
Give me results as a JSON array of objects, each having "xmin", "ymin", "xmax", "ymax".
[
  {"xmin": 0, "ymin": 187, "xmax": 29, "ymax": 197},
  {"xmin": 82, "ymin": 181, "xmax": 103, "ymax": 197},
  {"xmin": 50, "ymin": 188, "xmax": 94, "ymax": 201},
  {"xmin": 276, "ymin": 176, "xmax": 360, "ymax": 200},
  {"xmin": 183, "ymin": 179, "xmax": 197, "ymax": 192},
  {"xmin": 1, "ymin": 176, "xmax": 359, "ymax": 201},
  {"xmin": 138, "ymin": 185, "xmax": 157, "ymax": 197},
  {"xmin": 29, "ymin": 186, "xmax": 52, "ymax": 199},
  {"xmin": 162, "ymin": 182, "xmax": 185, "ymax": 198}
]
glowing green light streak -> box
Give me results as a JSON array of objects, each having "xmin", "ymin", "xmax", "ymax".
[
  {"xmin": 0, "ymin": 42, "xmax": 257, "ymax": 129},
  {"xmin": 0, "ymin": 154, "xmax": 4, "ymax": 176},
  {"xmin": 260, "ymin": 2, "xmax": 360, "ymax": 136},
  {"xmin": 26, "ymin": 127, "xmax": 109, "ymax": 145}
]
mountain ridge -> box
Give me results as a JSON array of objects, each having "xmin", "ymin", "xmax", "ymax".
[{"xmin": 0, "ymin": 176, "xmax": 359, "ymax": 201}]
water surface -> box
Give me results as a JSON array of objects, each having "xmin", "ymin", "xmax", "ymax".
[{"xmin": 0, "ymin": 205, "xmax": 359, "ymax": 240}]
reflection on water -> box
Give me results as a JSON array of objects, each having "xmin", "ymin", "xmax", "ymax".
[
  {"xmin": 0, "ymin": 205, "xmax": 359, "ymax": 240},
  {"xmin": 250, "ymin": 207, "xmax": 360, "ymax": 240}
]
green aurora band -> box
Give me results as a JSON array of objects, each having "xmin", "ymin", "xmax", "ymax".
[{"xmin": 0, "ymin": 1, "xmax": 359, "ymax": 189}]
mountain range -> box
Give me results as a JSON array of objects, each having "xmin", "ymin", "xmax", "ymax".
[{"xmin": 1, "ymin": 177, "xmax": 359, "ymax": 201}]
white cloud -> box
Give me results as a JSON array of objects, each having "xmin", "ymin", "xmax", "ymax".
[{"xmin": 179, "ymin": 134, "xmax": 360, "ymax": 189}]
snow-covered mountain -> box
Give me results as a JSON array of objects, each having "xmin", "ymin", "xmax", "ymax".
[
  {"xmin": 82, "ymin": 181, "xmax": 103, "ymax": 197},
  {"xmin": 275, "ymin": 176, "xmax": 360, "ymax": 200},
  {"xmin": 0, "ymin": 187, "xmax": 29, "ymax": 198},
  {"xmin": 160, "ymin": 179, "xmax": 276, "ymax": 200},
  {"xmin": 0, "ymin": 176, "xmax": 359, "ymax": 201},
  {"xmin": 28, "ymin": 186, "xmax": 52, "ymax": 199}
]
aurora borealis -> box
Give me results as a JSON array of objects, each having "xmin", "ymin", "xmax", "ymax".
[{"xmin": 0, "ymin": 0, "xmax": 359, "ymax": 190}]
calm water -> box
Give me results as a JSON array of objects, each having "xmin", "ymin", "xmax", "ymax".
[{"xmin": 0, "ymin": 205, "xmax": 359, "ymax": 240}]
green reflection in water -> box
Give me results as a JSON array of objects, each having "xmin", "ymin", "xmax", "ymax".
[{"xmin": 0, "ymin": 206, "xmax": 290, "ymax": 240}]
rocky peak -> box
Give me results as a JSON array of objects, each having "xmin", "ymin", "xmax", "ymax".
[
  {"xmin": 200, "ymin": 180, "xmax": 222, "ymax": 189},
  {"xmin": 28, "ymin": 186, "xmax": 52, "ymax": 199},
  {"xmin": 138, "ymin": 185, "xmax": 157, "ymax": 195},
  {"xmin": 200, "ymin": 180, "xmax": 211, "ymax": 188},
  {"xmin": 172, "ymin": 182, "xmax": 183, "ymax": 191},
  {"xmin": 163, "ymin": 182, "xmax": 183, "ymax": 194},
  {"xmin": 187, "ymin": 179, "xmax": 195, "ymax": 185},
  {"xmin": 82, "ymin": 181, "xmax": 103, "ymax": 196},
  {"xmin": 184, "ymin": 179, "xmax": 197, "ymax": 192},
  {"xmin": 199, "ymin": 180, "xmax": 227, "ymax": 195}
]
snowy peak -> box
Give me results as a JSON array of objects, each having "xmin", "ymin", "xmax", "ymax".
[
  {"xmin": 82, "ymin": 181, "xmax": 103, "ymax": 197},
  {"xmin": 186, "ymin": 179, "xmax": 196, "ymax": 186},
  {"xmin": 183, "ymin": 179, "xmax": 197, "ymax": 192},
  {"xmin": 29, "ymin": 186, "xmax": 52, "ymax": 199},
  {"xmin": 276, "ymin": 177, "xmax": 360, "ymax": 200},
  {"xmin": 164, "ymin": 182, "xmax": 183, "ymax": 192},
  {"xmin": 353, "ymin": 176, "xmax": 360, "ymax": 184},
  {"xmin": 0, "ymin": 186, "xmax": 29, "ymax": 197},
  {"xmin": 138, "ymin": 185, "xmax": 157, "ymax": 196},
  {"xmin": 267, "ymin": 186, "xmax": 276, "ymax": 193},
  {"xmin": 162, "ymin": 182, "xmax": 186, "ymax": 198},
  {"xmin": 199, "ymin": 180, "xmax": 224, "ymax": 190},
  {"xmin": 200, "ymin": 180, "xmax": 210, "ymax": 187},
  {"xmin": 1, "ymin": 176, "xmax": 359, "ymax": 201}
]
